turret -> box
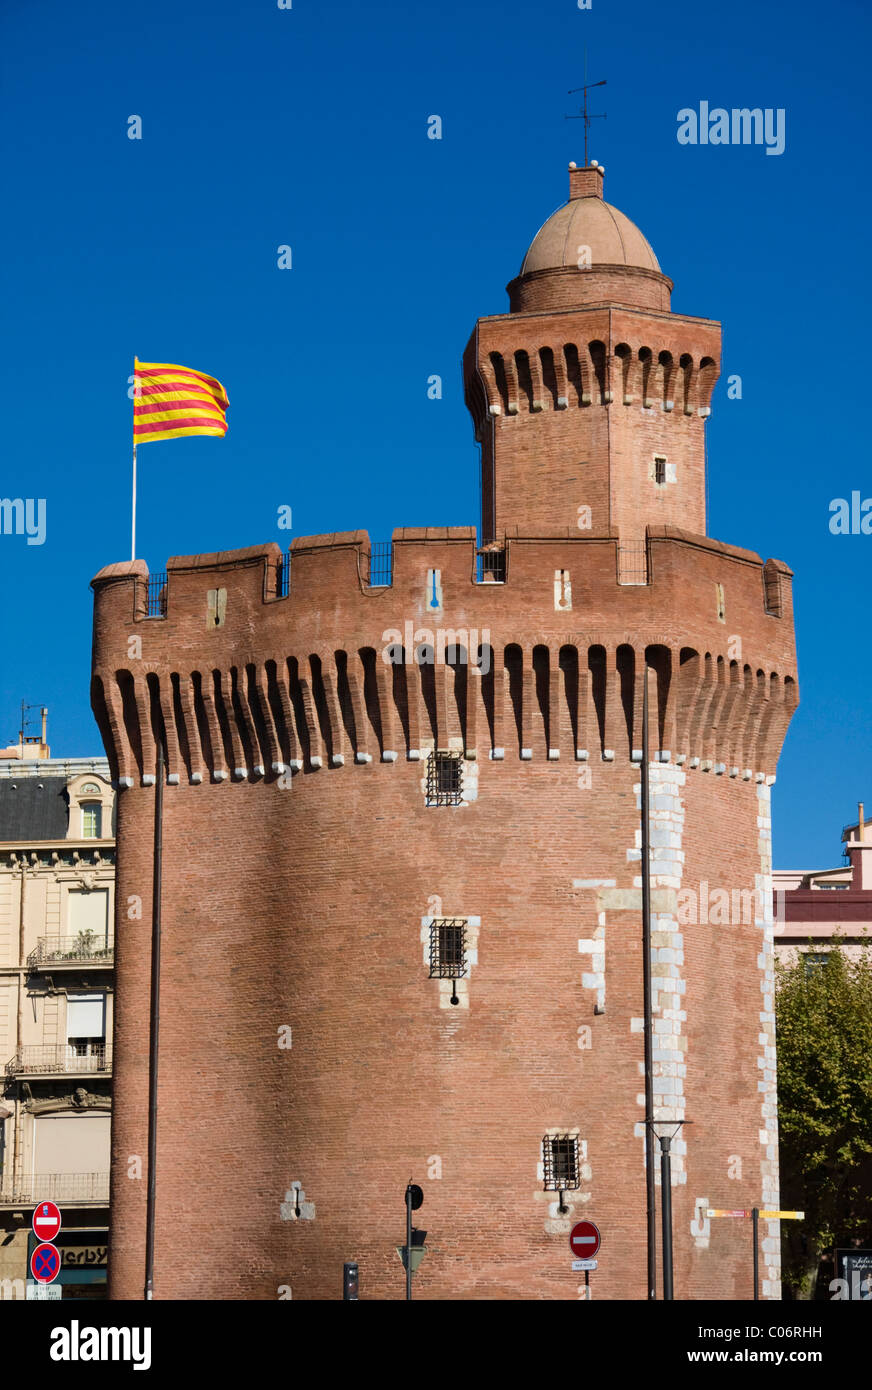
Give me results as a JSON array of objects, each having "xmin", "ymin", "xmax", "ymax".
[{"xmin": 464, "ymin": 165, "xmax": 720, "ymax": 545}]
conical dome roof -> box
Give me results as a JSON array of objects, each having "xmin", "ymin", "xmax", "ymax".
[
  {"xmin": 521, "ymin": 191, "xmax": 660, "ymax": 275},
  {"xmin": 507, "ymin": 165, "xmax": 672, "ymax": 315}
]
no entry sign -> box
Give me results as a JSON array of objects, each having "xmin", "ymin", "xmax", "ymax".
[
  {"xmin": 32, "ymin": 1200, "xmax": 62, "ymax": 1243},
  {"xmin": 31, "ymin": 1241, "xmax": 61, "ymax": 1284},
  {"xmin": 569, "ymin": 1221, "xmax": 601, "ymax": 1259}
]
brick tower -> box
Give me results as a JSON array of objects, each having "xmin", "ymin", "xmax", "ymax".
[{"xmin": 91, "ymin": 164, "xmax": 798, "ymax": 1301}]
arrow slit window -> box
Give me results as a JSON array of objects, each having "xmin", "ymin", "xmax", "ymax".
[{"xmin": 543, "ymin": 1134, "xmax": 580, "ymax": 1191}]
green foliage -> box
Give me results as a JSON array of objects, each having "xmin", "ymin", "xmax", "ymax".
[{"xmin": 776, "ymin": 941, "xmax": 872, "ymax": 1297}]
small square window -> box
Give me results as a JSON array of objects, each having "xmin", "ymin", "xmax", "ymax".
[
  {"xmin": 429, "ymin": 919, "xmax": 467, "ymax": 978},
  {"xmin": 804, "ymin": 952, "xmax": 829, "ymax": 977},
  {"xmin": 426, "ymin": 751, "xmax": 462, "ymax": 806},
  {"xmin": 654, "ymin": 456, "xmax": 667, "ymax": 485},
  {"xmin": 543, "ymin": 1134, "xmax": 580, "ymax": 1191}
]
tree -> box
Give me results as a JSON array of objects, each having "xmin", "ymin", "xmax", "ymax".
[{"xmin": 776, "ymin": 941, "xmax": 872, "ymax": 1299}]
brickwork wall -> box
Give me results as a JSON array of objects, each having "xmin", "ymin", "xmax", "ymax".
[
  {"xmin": 91, "ymin": 525, "xmax": 796, "ymax": 1301},
  {"xmin": 102, "ymin": 748, "xmax": 784, "ymax": 1300},
  {"xmin": 465, "ymin": 307, "xmax": 720, "ymax": 542},
  {"xmin": 91, "ymin": 167, "xmax": 798, "ymax": 1300}
]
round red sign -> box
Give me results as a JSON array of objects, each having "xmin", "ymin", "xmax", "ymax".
[
  {"xmin": 31, "ymin": 1241, "xmax": 61, "ymax": 1283},
  {"xmin": 569, "ymin": 1220, "xmax": 601, "ymax": 1258},
  {"xmin": 32, "ymin": 1200, "xmax": 62, "ymax": 1243}
]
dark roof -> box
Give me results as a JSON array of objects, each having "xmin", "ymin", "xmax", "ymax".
[{"xmin": 0, "ymin": 777, "xmax": 70, "ymax": 841}]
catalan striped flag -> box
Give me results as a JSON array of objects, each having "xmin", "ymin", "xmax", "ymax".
[{"xmin": 133, "ymin": 359, "xmax": 229, "ymax": 444}]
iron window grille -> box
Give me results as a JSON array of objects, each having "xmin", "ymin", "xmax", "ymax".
[
  {"xmin": 146, "ymin": 573, "xmax": 167, "ymax": 618},
  {"xmin": 429, "ymin": 919, "xmax": 467, "ymax": 979},
  {"xmin": 426, "ymin": 751, "xmax": 463, "ymax": 806},
  {"xmin": 367, "ymin": 542, "xmax": 393, "ymax": 587},
  {"xmin": 616, "ymin": 542, "xmax": 649, "ymax": 586},
  {"xmin": 654, "ymin": 456, "xmax": 667, "ymax": 485},
  {"xmin": 543, "ymin": 1134, "xmax": 580, "ymax": 1192},
  {"xmin": 476, "ymin": 548, "xmax": 506, "ymax": 583},
  {"xmin": 276, "ymin": 550, "xmax": 291, "ymax": 598}
]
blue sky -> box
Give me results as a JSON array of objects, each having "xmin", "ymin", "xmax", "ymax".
[{"xmin": 1, "ymin": 0, "xmax": 869, "ymax": 867}]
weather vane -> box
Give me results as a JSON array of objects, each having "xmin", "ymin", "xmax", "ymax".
[{"xmin": 565, "ymin": 79, "xmax": 607, "ymax": 168}]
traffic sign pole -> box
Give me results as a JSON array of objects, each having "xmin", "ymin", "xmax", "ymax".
[
  {"xmin": 405, "ymin": 1184, "xmax": 412, "ymax": 1302},
  {"xmin": 707, "ymin": 1207, "xmax": 804, "ymax": 1300},
  {"xmin": 569, "ymin": 1221, "xmax": 601, "ymax": 1297},
  {"xmin": 403, "ymin": 1182, "xmax": 424, "ymax": 1301}
]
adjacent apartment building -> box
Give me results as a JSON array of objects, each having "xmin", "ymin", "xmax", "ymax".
[
  {"xmin": 0, "ymin": 725, "xmax": 115, "ymax": 1300},
  {"xmin": 774, "ymin": 802, "xmax": 872, "ymax": 964}
]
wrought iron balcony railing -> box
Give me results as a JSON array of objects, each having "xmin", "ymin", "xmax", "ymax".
[
  {"xmin": 617, "ymin": 541, "xmax": 649, "ymax": 585},
  {"xmin": 367, "ymin": 542, "xmax": 393, "ymax": 587},
  {"xmin": 476, "ymin": 548, "xmax": 506, "ymax": 583},
  {"xmin": 27, "ymin": 936, "xmax": 114, "ymax": 969},
  {"xmin": 146, "ymin": 572, "xmax": 167, "ymax": 618},
  {"xmin": 0, "ymin": 1171, "xmax": 109, "ymax": 1206},
  {"xmin": 5, "ymin": 1044, "xmax": 112, "ymax": 1077}
]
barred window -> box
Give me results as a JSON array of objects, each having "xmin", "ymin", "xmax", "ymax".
[
  {"xmin": 429, "ymin": 919, "xmax": 467, "ymax": 979},
  {"xmin": 543, "ymin": 1134, "xmax": 580, "ymax": 1191},
  {"xmin": 426, "ymin": 751, "xmax": 462, "ymax": 806},
  {"xmin": 654, "ymin": 455, "xmax": 667, "ymax": 485}
]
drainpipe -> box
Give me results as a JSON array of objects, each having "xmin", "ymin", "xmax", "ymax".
[
  {"xmin": 144, "ymin": 742, "xmax": 165, "ymax": 1300},
  {"xmin": 11, "ymin": 857, "xmax": 27, "ymax": 1199}
]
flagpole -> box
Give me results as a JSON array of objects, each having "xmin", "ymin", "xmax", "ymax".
[
  {"xmin": 131, "ymin": 443, "xmax": 137, "ymax": 561},
  {"xmin": 131, "ymin": 356, "xmax": 138, "ymax": 561}
]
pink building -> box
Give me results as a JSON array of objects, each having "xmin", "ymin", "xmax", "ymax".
[{"xmin": 774, "ymin": 804, "xmax": 872, "ymax": 964}]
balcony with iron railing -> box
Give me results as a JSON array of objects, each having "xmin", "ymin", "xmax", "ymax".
[
  {"xmin": 145, "ymin": 571, "xmax": 167, "ymax": 618},
  {"xmin": 27, "ymin": 936, "xmax": 114, "ymax": 970},
  {"xmin": 275, "ymin": 549, "xmax": 291, "ymax": 598},
  {"xmin": 617, "ymin": 541, "xmax": 649, "ymax": 585},
  {"xmin": 0, "ymin": 1171, "xmax": 110, "ymax": 1207},
  {"xmin": 5, "ymin": 1044, "xmax": 112, "ymax": 1078},
  {"xmin": 476, "ymin": 548, "xmax": 506, "ymax": 583},
  {"xmin": 366, "ymin": 542, "xmax": 393, "ymax": 587}
]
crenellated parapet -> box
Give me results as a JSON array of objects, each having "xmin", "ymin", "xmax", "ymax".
[{"xmin": 90, "ymin": 526, "xmax": 797, "ymax": 788}]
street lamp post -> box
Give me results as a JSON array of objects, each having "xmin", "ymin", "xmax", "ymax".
[{"xmin": 649, "ymin": 1119, "xmax": 691, "ymax": 1301}]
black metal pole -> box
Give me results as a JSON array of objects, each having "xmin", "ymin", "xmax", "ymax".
[
  {"xmin": 405, "ymin": 1185, "xmax": 412, "ymax": 1302},
  {"xmin": 752, "ymin": 1207, "xmax": 759, "ymax": 1301},
  {"xmin": 660, "ymin": 1136, "xmax": 674, "ymax": 1300},
  {"xmin": 144, "ymin": 742, "xmax": 164, "ymax": 1300},
  {"xmin": 641, "ymin": 667, "xmax": 657, "ymax": 1299}
]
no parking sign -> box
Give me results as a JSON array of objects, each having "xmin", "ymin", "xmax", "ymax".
[{"xmin": 31, "ymin": 1241, "xmax": 61, "ymax": 1284}]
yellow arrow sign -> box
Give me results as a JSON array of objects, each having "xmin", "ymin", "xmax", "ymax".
[{"xmin": 706, "ymin": 1209, "xmax": 804, "ymax": 1220}]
